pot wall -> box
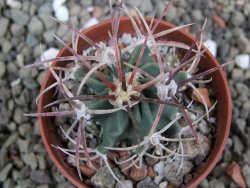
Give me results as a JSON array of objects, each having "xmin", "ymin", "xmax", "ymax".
[{"xmin": 38, "ymin": 17, "xmax": 232, "ymax": 188}]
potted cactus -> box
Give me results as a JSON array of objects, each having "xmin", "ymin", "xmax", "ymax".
[{"xmin": 26, "ymin": 1, "xmax": 231, "ymax": 187}]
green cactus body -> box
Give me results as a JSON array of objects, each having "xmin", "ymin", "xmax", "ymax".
[{"xmin": 75, "ymin": 45, "xmax": 188, "ymax": 154}]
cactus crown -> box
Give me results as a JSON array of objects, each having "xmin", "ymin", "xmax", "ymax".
[{"xmin": 26, "ymin": 0, "xmax": 228, "ymax": 186}]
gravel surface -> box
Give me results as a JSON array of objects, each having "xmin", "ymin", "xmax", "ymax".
[{"xmin": 0, "ymin": 0, "xmax": 249, "ymax": 187}]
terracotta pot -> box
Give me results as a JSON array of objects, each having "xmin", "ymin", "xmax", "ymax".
[{"xmin": 38, "ymin": 17, "xmax": 232, "ymax": 187}]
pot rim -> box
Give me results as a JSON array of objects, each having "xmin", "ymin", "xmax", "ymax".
[{"xmin": 38, "ymin": 17, "xmax": 232, "ymax": 188}]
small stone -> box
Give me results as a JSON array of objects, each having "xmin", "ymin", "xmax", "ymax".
[
  {"xmin": 145, "ymin": 156, "xmax": 158, "ymax": 166},
  {"xmin": 30, "ymin": 170, "xmax": 51, "ymax": 184},
  {"xmin": 0, "ymin": 18, "xmax": 9, "ymax": 36},
  {"xmin": 184, "ymin": 173, "xmax": 192, "ymax": 184},
  {"xmin": 235, "ymin": 54, "xmax": 250, "ymax": 69},
  {"xmin": 213, "ymin": 162, "xmax": 228, "ymax": 177},
  {"xmin": 183, "ymin": 133, "xmax": 211, "ymax": 158},
  {"xmin": 164, "ymin": 5, "xmax": 177, "ymax": 22},
  {"xmin": 231, "ymin": 11, "xmax": 245, "ymax": 26},
  {"xmin": 80, "ymin": 164, "xmax": 95, "ymax": 178},
  {"xmin": 28, "ymin": 16, "xmax": 44, "ymax": 35},
  {"xmin": 140, "ymin": 0, "xmax": 153, "ymax": 13},
  {"xmin": 154, "ymin": 161, "xmax": 165, "ymax": 176},
  {"xmin": 36, "ymin": 155, "xmax": 46, "ymax": 170},
  {"xmin": 7, "ymin": 0, "xmax": 22, "ymax": 9},
  {"xmin": 26, "ymin": 33, "xmax": 39, "ymax": 47},
  {"xmin": 55, "ymin": 5, "xmax": 69, "ymax": 22},
  {"xmin": 11, "ymin": 9, "xmax": 30, "ymax": 25},
  {"xmin": 191, "ymin": 10, "xmax": 203, "ymax": 22},
  {"xmin": 91, "ymin": 167, "xmax": 116, "ymax": 188},
  {"xmin": 17, "ymin": 179, "xmax": 35, "ymax": 188},
  {"xmin": 114, "ymin": 180, "xmax": 133, "ymax": 188},
  {"xmin": 2, "ymin": 40, "xmax": 12, "ymax": 54},
  {"xmin": 165, "ymin": 160, "xmax": 193, "ymax": 185},
  {"xmin": 3, "ymin": 178, "xmax": 15, "ymax": 188},
  {"xmin": 18, "ymin": 123, "xmax": 32, "ymax": 137},
  {"xmin": 212, "ymin": 14, "xmax": 225, "ymax": 29},
  {"xmin": 136, "ymin": 177, "xmax": 157, "ymax": 188},
  {"xmin": 83, "ymin": 17, "xmax": 99, "ymax": 29},
  {"xmin": 209, "ymin": 179, "xmax": 225, "ymax": 188},
  {"xmin": 227, "ymin": 161, "xmax": 246, "ymax": 188},
  {"xmin": 40, "ymin": 48, "xmax": 59, "ymax": 61},
  {"xmin": 36, "ymin": 185, "xmax": 49, "ymax": 188},
  {"xmin": 17, "ymin": 138, "xmax": 30, "ymax": 153},
  {"xmin": 237, "ymin": 36, "xmax": 250, "ymax": 53},
  {"xmin": 199, "ymin": 179, "xmax": 209, "ymax": 188},
  {"xmin": 233, "ymin": 135, "xmax": 244, "ymax": 155},
  {"xmin": 130, "ymin": 166, "xmax": 147, "ymax": 181},
  {"xmin": 0, "ymin": 61, "xmax": 6, "ymax": 77},
  {"xmin": 0, "ymin": 163, "xmax": 13, "ymax": 181},
  {"xmin": 52, "ymin": 0, "xmax": 66, "ymax": 10},
  {"xmin": 93, "ymin": 6, "xmax": 104, "ymax": 18},
  {"xmin": 232, "ymin": 68, "xmax": 244, "ymax": 82},
  {"xmin": 159, "ymin": 181, "xmax": 168, "ymax": 188},
  {"xmin": 242, "ymin": 165, "xmax": 250, "ymax": 187},
  {"xmin": 23, "ymin": 78, "xmax": 38, "ymax": 89},
  {"xmin": 22, "ymin": 152, "xmax": 38, "ymax": 170},
  {"xmin": 198, "ymin": 119, "xmax": 211, "ymax": 135},
  {"xmin": 204, "ymin": 39, "xmax": 217, "ymax": 57},
  {"xmin": 122, "ymin": 33, "xmax": 132, "ymax": 45}
]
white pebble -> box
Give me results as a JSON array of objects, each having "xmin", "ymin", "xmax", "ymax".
[
  {"xmin": 83, "ymin": 18, "xmax": 99, "ymax": 29},
  {"xmin": 55, "ymin": 5, "xmax": 69, "ymax": 22},
  {"xmin": 122, "ymin": 33, "xmax": 132, "ymax": 45},
  {"xmin": 154, "ymin": 161, "xmax": 165, "ymax": 176},
  {"xmin": 52, "ymin": 0, "xmax": 66, "ymax": 11},
  {"xmin": 40, "ymin": 48, "xmax": 59, "ymax": 61},
  {"xmin": 235, "ymin": 54, "xmax": 250, "ymax": 69},
  {"xmin": 203, "ymin": 39, "xmax": 217, "ymax": 57},
  {"xmin": 159, "ymin": 181, "xmax": 168, "ymax": 188},
  {"xmin": 7, "ymin": 0, "xmax": 22, "ymax": 9}
]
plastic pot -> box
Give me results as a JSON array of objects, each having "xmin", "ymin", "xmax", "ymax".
[{"xmin": 38, "ymin": 17, "xmax": 232, "ymax": 188}]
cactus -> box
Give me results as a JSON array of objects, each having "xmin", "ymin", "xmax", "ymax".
[{"xmin": 25, "ymin": 0, "xmax": 229, "ymax": 186}]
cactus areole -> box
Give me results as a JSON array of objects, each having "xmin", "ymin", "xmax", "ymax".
[{"xmin": 35, "ymin": 17, "xmax": 231, "ymax": 188}]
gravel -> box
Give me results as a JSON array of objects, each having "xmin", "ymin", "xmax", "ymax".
[{"xmin": 0, "ymin": 0, "xmax": 250, "ymax": 187}]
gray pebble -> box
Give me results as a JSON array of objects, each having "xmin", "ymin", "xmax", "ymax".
[
  {"xmin": 13, "ymin": 108, "xmax": 25, "ymax": 124},
  {"xmin": 233, "ymin": 135, "xmax": 244, "ymax": 155},
  {"xmin": 26, "ymin": 33, "xmax": 39, "ymax": 47},
  {"xmin": 18, "ymin": 123, "xmax": 32, "ymax": 137},
  {"xmin": 0, "ymin": 163, "xmax": 13, "ymax": 181},
  {"xmin": 11, "ymin": 9, "xmax": 30, "ymax": 25},
  {"xmin": 140, "ymin": 0, "xmax": 153, "ymax": 13},
  {"xmin": 28, "ymin": 16, "xmax": 44, "ymax": 35},
  {"xmin": 30, "ymin": 170, "xmax": 51, "ymax": 184},
  {"xmin": 231, "ymin": 68, "xmax": 244, "ymax": 82},
  {"xmin": 198, "ymin": 119, "xmax": 211, "ymax": 135},
  {"xmin": 17, "ymin": 138, "xmax": 30, "ymax": 153},
  {"xmin": 242, "ymin": 165, "xmax": 250, "ymax": 187},
  {"xmin": 115, "ymin": 180, "xmax": 133, "ymax": 188},
  {"xmin": 3, "ymin": 178, "xmax": 15, "ymax": 188},
  {"xmin": 0, "ymin": 18, "xmax": 9, "ymax": 36},
  {"xmin": 17, "ymin": 179, "xmax": 35, "ymax": 188},
  {"xmin": 231, "ymin": 11, "xmax": 245, "ymax": 26},
  {"xmin": 136, "ymin": 177, "xmax": 157, "ymax": 188},
  {"xmin": 191, "ymin": 10, "xmax": 203, "ymax": 22},
  {"xmin": 36, "ymin": 185, "xmax": 49, "ymax": 188},
  {"xmin": 237, "ymin": 35, "xmax": 250, "ymax": 53},
  {"xmin": 223, "ymin": 149, "xmax": 232, "ymax": 162},
  {"xmin": 0, "ymin": 61, "xmax": 6, "ymax": 78},
  {"xmin": 199, "ymin": 179, "xmax": 209, "ymax": 188},
  {"xmin": 36, "ymin": 155, "xmax": 47, "ymax": 170},
  {"xmin": 22, "ymin": 152, "xmax": 38, "ymax": 170},
  {"xmin": 212, "ymin": 162, "xmax": 228, "ymax": 178},
  {"xmin": 23, "ymin": 78, "xmax": 39, "ymax": 89},
  {"xmin": 10, "ymin": 23, "xmax": 25, "ymax": 36},
  {"xmin": 208, "ymin": 179, "xmax": 225, "ymax": 188},
  {"xmin": 2, "ymin": 40, "xmax": 12, "ymax": 54},
  {"xmin": 91, "ymin": 167, "xmax": 116, "ymax": 188}
]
